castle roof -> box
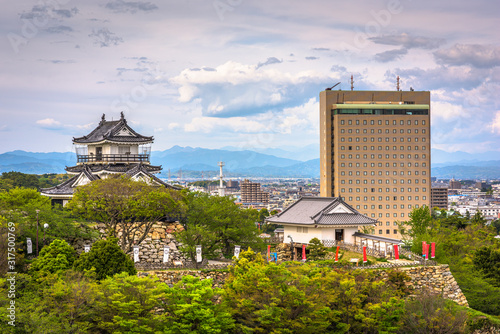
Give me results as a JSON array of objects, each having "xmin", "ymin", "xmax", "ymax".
[
  {"xmin": 266, "ymin": 197, "xmax": 377, "ymax": 227},
  {"xmin": 73, "ymin": 112, "xmax": 153, "ymax": 145}
]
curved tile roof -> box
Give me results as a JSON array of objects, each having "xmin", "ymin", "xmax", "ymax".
[
  {"xmin": 73, "ymin": 112, "xmax": 153, "ymax": 144},
  {"xmin": 266, "ymin": 197, "xmax": 377, "ymax": 226}
]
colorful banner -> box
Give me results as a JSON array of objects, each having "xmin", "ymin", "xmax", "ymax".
[
  {"xmin": 27, "ymin": 238, "xmax": 32, "ymax": 254},
  {"xmin": 425, "ymin": 243, "xmax": 430, "ymax": 260},
  {"xmin": 84, "ymin": 245, "xmax": 91, "ymax": 253},
  {"xmin": 335, "ymin": 246, "xmax": 340, "ymax": 262},
  {"xmin": 431, "ymin": 242, "xmax": 436, "ymax": 259},
  {"xmin": 302, "ymin": 245, "xmax": 306, "ymax": 260},
  {"xmin": 363, "ymin": 246, "xmax": 367, "ymax": 263},
  {"xmin": 163, "ymin": 246, "xmax": 170, "ymax": 263},
  {"xmin": 267, "ymin": 245, "xmax": 271, "ymax": 261},
  {"xmin": 196, "ymin": 245, "xmax": 202, "ymax": 263},
  {"xmin": 133, "ymin": 246, "xmax": 140, "ymax": 263},
  {"xmin": 422, "ymin": 241, "xmax": 427, "ymax": 258},
  {"xmin": 394, "ymin": 244, "xmax": 399, "ymax": 260},
  {"xmin": 234, "ymin": 245, "xmax": 241, "ymax": 259}
]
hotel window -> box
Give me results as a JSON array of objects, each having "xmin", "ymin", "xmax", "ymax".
[
  {"xmin": 393, "ymin": 196, "xmax": 397, "ymax": 201},
  {"xmin": 341, "ymin": 146, "xmax": 345, "ymax": 150},
  {"xmin": 341, "ymin": 154, "xmax": 345, "ymax": 159},
  {"xmin": 372, "ymin": 214, "xmax": 376, "ymax": 218},
  {"xmin": 341, "ymin": 120, "xmax": 345, "ymax": 125},
  {"xmin": 348, "ymin": 197, "xmax": 353, "ymax": 201},
  {"xmin": 422, "ymin": 129, "xmax": 426, "ymax": 134},
  {"xmin": 348, "ymin": 138, "xmax": 353, "ymax": 142},
  {"xmin": 356, "ymin": 120, "xmax": 359, "ymax": 125},
  {"xmin": 386, "ymin": 213, "xmax": 390, "ymax": 217},
  {"xmin": 400, "ymin": 129, "xmax": 404, "ymax": 133},
  {"xmin": 386, "ymin": 229, "xmax": 390, "ymax": 234},
  {"xmin": 409, "ymin": 146, "xmax": 413, "ymax": 150},
  {"xmin": 363, "ymin": 120, "xmax": 367, "ymax": 125},
  {"xmin": 341, "ymin": 163, "xmax": 345, "ymax": 167},
  {"xmin": 341, "ymin": 137, "xmax": 345, "ymax": 142},
  {"xmin": 408, "ymin": 204, "xmax": 412, "ymax": 209},
  {"xmin": 356, "ymin": 205, "xmax": 360, "ymax": 209},
  {"xmin": 415, "ymin": 179, "xmax": 419, "ymax": 184},
  {"xmin": 386, "ymin": 120, "xmax": 389, "ymax": 125},
  {"xmin": 349, "ymin": 163, "xmax": 352, "ymax": 167},
  {"xmin": 348, "ymin": 129, "xmax": 352, "ymax": 133},
  {"xmin": 394, "ymin": 229, "xmax": 398, "ymax": 234},
  {"xmin": 363, "ymin": 137, "xmax": 367, "ymax": 142},
  {"xmin": 386, "ymin": 221, "xmax": 390, "ymax": 226},
  {"xmin": 379, "ymin": 230, "xmax": 383, "ymax": 234},
  {"xmin": 400, "ymin": 120, "xmax": 404, "ymax": 125},
  {"xmin": 348, "ymin": 146, "xmax": 352, "ymax": 150},
  {"xmin": 364, "ymin": 205, "xmax": 368, "ymax": 209},
  {"xmin": 348, "ymin": 120, "xmax": 352, "ymax": 125},
  {"xmin": 341, "ymin": 180, "xmax": 345, "ymax": 184},
  {"xmin": 341, "ymin": 188, "xmax": 345, "ymax": 192},
  {"xmin": 407, "ymin": 120, "xmax": 411, "ymax": 125},
  {"xmin": 371, "ymin": 120, "xmax": 374, "ymax": 125},
  {"xmin": 341, "ymin": 171, "xmax": 345, "ymax": 175},
  {"xmin": 378, "ymin": 120, "xmax": 382, "ymax": 125}
]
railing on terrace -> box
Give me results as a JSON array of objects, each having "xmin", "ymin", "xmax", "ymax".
[{"xmin": 77, "ymin": 154, "xmax": 150, "ymax": 163}]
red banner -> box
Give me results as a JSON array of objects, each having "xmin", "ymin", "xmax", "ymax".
[
  {"xmin": 394, "ymin": 244, "xmax": 399, "ymax": 260},
  {"xmin": 431, "ymin": 242, "xmax": 436, "ymax": 259},
  {"xmin": 363, "ymin": 246, "xmax": 367, "ymax": 263},
  {"xmin": 335, "ymin": 246, "xmax": 340, "ymax": 262},
  {"xmin": 422, "ymin": 241, "xmax": 427, "ymax": 257},
  {"xmin": 267, "ymin": 245, "xmax": 271, "ymax": 261},
  {"xmin": 302, "ymin": 244, "xmax": 306, "ymax": 260},
  {"xmin": 425, "ymin": 243, "xmax": 430, "ymax": 260}
]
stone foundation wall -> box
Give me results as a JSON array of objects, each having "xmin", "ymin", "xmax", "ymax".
[
  {"xmin": 139, "ymin": 263, "xmax": 468, "ymax": 307},
  {"xmin": 72, "ymin": 221, "xmax": 190, "ymax": 264}
]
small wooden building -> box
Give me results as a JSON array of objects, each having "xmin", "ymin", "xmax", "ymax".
[{"xmin": 266, "ymin": 197, "xmax": 378, "ymax": 245}]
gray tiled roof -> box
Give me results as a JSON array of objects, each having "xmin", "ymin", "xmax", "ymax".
[
  {"xmin": 266, "ymin": 197, "xmax": 377, "ymax": 226},
  {"xmin": 41, "ymin": 165, "xmax": 101, "ymax": 195},
  {"xmin": 66, "ymin": 164, "xmax": 162, "ymax": 174},
  {"xmin": 125, "ymin": 164, "xmax": 182, "ymax": 190},
  {"xmin": 73, "ymin": 113, "xmax": 153, "ymax": 144}
]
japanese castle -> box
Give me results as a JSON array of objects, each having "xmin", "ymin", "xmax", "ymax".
[{"xmin": 41, "ymin": 112, "xmax": 176, "ymax": 206}]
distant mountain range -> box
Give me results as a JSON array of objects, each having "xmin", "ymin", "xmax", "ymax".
[{"xmin": 1, "ymin": 147, "xmax": 499, "ymax": 179}]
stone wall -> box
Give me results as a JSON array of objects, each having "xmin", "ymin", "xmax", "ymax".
[
  {"xmin": 139, "ymin": 263, "xmax": 468, "ymax": 307},
  {"xmin": 72, "ymin": 221, "xmax": 190, "ymax": 264}
]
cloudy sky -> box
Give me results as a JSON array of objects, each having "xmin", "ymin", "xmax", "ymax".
[{"xmin": 0, "ymin": 0, "xmax": 499, "ymax": 155}]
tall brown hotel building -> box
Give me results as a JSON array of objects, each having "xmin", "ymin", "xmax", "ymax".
[{"xmin": 320, "ymin": 90, "xmax": 431, "ymax": 238}]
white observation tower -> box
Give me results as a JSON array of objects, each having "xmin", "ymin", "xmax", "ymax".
[{"xmin": 218, "ymin": 161, "xmax": 226, "ymax": 196}]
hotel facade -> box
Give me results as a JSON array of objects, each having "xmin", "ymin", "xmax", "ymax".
[{"xmin": 320, "ymin": 90, "xmax": 431, "ymax": 238}]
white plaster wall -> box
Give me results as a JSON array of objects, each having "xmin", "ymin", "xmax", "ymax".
[{"xmin": 283, "ymin": 225, "xmax": 322, "ymax": 244}]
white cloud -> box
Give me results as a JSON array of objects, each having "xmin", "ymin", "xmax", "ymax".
[
  {"xmin": 489, "ymin": 111, "xmax": 500, "ymax": 134},
  {"xmin": 432, "ymin": 101, "xmax": 468, "ymax": 121},
  {"xmin": 36, "ymin": 118, "xmax": 62, "ymax": 128},
  {"xmin": 170, "ymin": 61, "xmax": 335, "ymax": 117}
]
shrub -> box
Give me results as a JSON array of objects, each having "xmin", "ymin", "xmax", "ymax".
[{"xmin": 73, "ymin": 237, "xmax": 136, "ymax": 280}]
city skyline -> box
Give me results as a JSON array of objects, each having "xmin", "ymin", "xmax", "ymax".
[{"xmin": 1, "ymin": 0, "xmax": 499, "ymax": 154}]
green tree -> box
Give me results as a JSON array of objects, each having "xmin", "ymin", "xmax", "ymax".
[
  {"xmin": 0, "ymin": 171, "xmax": 40, "ymax": 190},
  {"xmin": 29, "ymin": 239, "xmax": 76, "ymax": 276},
  {"xmin": 491, "ymin": 219, "xmax": 500, "ymax": 235},
  {"xmin": 73, "ymin": 237, "xmax": 136, "ymax": 280},
  {"xmin": 176, "ymin": 192, "xmax": 263, "ymax": 263},
  {"xmin": 307, "ymin": 237, "xmax": 327, "ymax": 260},
  {"xmin": 473, "ymin": 246, "xmax": 500, "ymax": 286},
  {"xmin": 68, "ymin": 176, "xmax": 184, "ymax": 253},
  {"xmin": 159, "ymin": 275, "xmax": 235, "ymax": 334},
  {"xmin": 398, "ymin": 291, "xmax": 467, "ymax": 334},
  {"xmin": 91, "ymin": 272, "xmax": 166, "ymax": 333}
]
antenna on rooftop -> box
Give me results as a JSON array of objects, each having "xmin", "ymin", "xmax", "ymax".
[
  {"xmin": 396, "ymin": 76, "xmax": 400, "ymax": 91},
  {"xmin": 350, "ymin": 75, "xmax": 354, "ymax": 91},
  {"xmin": 325, "ymin": 82, "xmax": 341, "ymax": 90}
]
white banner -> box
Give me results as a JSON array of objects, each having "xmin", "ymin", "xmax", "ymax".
[
  {"xmin": 133, "ymin": 246, "xmax": 140, "ymax": 263},
  {"xmin": 234, "ymin": 245, "xmax": 241, "ymax": 259},
  {"xmin": 27, "ymin": 238, "xmax": 32, "ymax": 254},
  {"xmin": 196, "ymin": 245, "xmax": 202, "ymax": 263},
  {"xmin": 163, "ymin": 246, "xmax": 170, "ymax": 263},
  {"xmin": 84, "ymin": 245, "xmax": 91, "ymax": 253}
]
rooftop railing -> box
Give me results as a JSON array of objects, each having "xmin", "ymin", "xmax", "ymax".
[{"xmin": 77, "ymin": 154, "xmax": 150, "ymax": 163}]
